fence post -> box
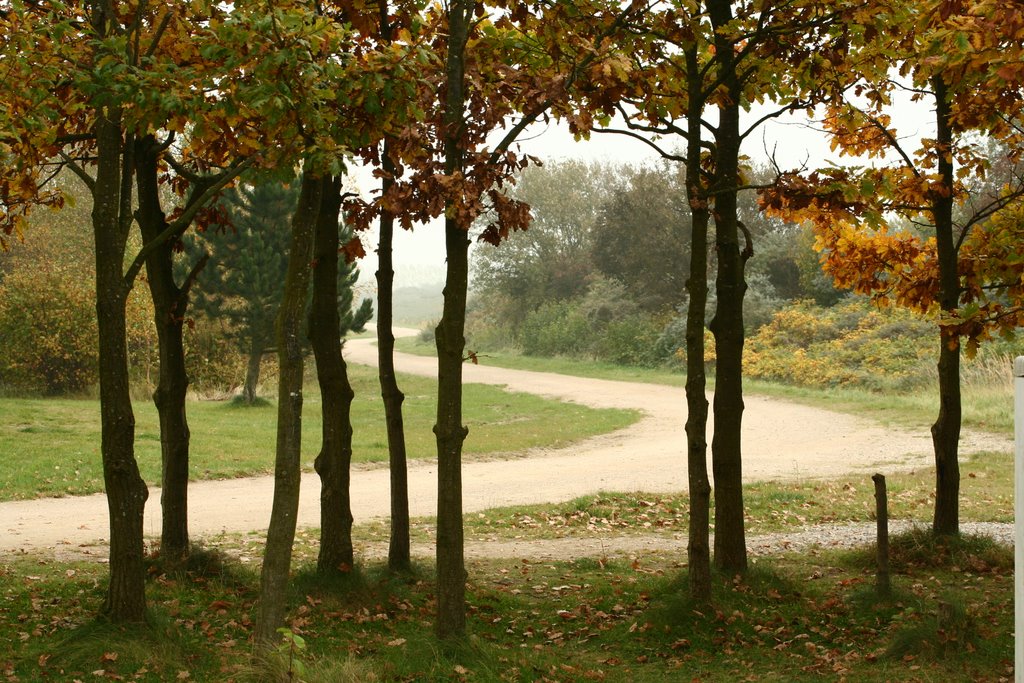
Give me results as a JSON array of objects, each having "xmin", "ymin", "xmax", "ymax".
[
  {"xmin": 872, "ymin": 473, "xmax": 890, "ymax": 597},
  {"xmin": 1014, "ymin": 356, "xmax": 1023, "ymax": 683}
]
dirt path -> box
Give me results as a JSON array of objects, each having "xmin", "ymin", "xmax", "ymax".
[{"xmin": 1, "ymin": 328, "xmax": 1010, "ymax": 559}]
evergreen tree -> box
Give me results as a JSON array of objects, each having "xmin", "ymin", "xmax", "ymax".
[{"xmin": 191, "ymin": 179, "xmax": 371, "ymax": 402}]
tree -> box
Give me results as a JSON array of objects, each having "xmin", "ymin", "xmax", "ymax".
[
  {"xmin": 192, "ymin": 181, "xmax": 299, "ymax": 403},
  {"xmin": 248, "ymin": 0, "xmax": 427, "ymax": 645},
  {"xmin": 0, "ymin": 0, "xmax": 203, "ymax": 621},
  {"xmin": 472, "ymin": 160, "xmax": 619, "ymax": 330},
  {"xmin": 761, "ymin": 0, "xmax": 1024, "ymax": 536},
  {"xmin": 597, "ymin": 0, "xmax": 846, "ymax": 590},
  {"xmin": 309, "ymin": 175, "xmax": 373, "ymax": 575},
  {"xmin": 592, "ymin": 164, "xmax": 691, "ymax": 313},
  {"xmin": 352, "ymin": 0, "xmax": 646, "ymax": 637},
  {"xmin": 255, "ymin": 170, "xmax": 322, "ymax": 645}
]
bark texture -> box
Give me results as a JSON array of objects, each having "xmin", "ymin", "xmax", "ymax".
[
  {"xmin": 683, "ymin": 45, "xmax": 712, "ymax": 602},
  {"xmin": 930, "ymin": 76, "xmax": 961, "ymax": 536},
  {"xmin": 243, "ymin": 336, "xmax": 263, "ymax": 404},
  {"xmin": 708, "ymin": 0, "xmax": 748, "ymax": 574},
  {"xmin": 135, "ymin": 137, "xmax": 195, "ymax": 565},
  {"xmin": 255, "ymin": 172, "xmax": 322, "ymax": 646},
  {"xmin": 93, "ymin": 103, "xmax": 149, "ymax": 622},
  {"xmin": 435, "ymin": 0, "xmax": 472, "ymax": 639},
  {"xmin": 309, "ymin": 176, "xmax": 356, "ymax": 573},
  {"xmin": 376, "ymin": 143, "xmax": 412, "ymax": 573}
]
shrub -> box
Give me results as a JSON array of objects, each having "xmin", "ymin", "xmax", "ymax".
[
  {"xmin": 184, "ymin": 315, "xmax": 247, "ymax": 396},
  {"xmin": 593, "ymin": 314, "xmax": 663, "ymax": 366},
  {"xmin": 743, "ymin": 299, "xmax": 935, "ymax": 391},
  {"xmin": 520, "ymin": 300, "xmax": 590, "ymax": 357},
  {"xmin": 0, "ymin": 264, "xmax": 99, "ymax": 394}
]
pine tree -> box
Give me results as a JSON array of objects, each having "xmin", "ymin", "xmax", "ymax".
[{"xmin": 191, "ymin": 179, "xmax": 371, "ymax": 402}]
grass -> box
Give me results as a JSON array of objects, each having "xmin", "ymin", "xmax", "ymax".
[
  {"xmin": 0, "ymin": 438, "xmax": 1014, "ymax": 681},
  {"xmin": 0, "ymin": 363, "xmax": 638, "ymax": 502},
  {"xmin": 1, "ymin": 524, "xmax": 1012, "ymax": 682},
  {"xmin": 1, "ymin": 332, "xmax": 1015, "ymax": 679},
  {"xmin": 395, "ymin": 336, "xmax": 1016, "ymax": 436}
]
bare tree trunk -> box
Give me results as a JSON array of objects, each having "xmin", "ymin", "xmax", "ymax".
[
  {"xmin": 376, "ymin": 141, "xmax": 411, "ymax": 572},
  {"xmin": 708, "ymin": 0, "xmax": 748, "ymax": 574},
  {"xmin": 435, "ymin": 219, "xmax": 470, "ymax": 639},
  {"xmin": 255, "ymin": 171, "xmax": 322, "ymax": 646},
  {"xmin": 309, "ymin": 176, "xmax": 356, "ymax": 573},
  {"xmin": 683, "ymin": 45, "xmax": 712, "ymax": 603},
  {"xmin": 435, "ymin": 0, "xmax": 472, "ymax": 639},
  {"xmin": 135, "ymin": 136, "xmax": 196, "ymax": 566},
  {"xmin": 243, "ymin": 336, "xmax": 263, "ymax": 403},
  {"xmin": 93, "ymin": 103, "xmax": 148, "ymax": 622},
  {"xmin": 930, "ymin": 75, "xmax": 961, "ymax": 536}
]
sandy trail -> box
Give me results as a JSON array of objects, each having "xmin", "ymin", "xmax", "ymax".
[{"xmin": 0, "ymin": 327, "xmax": 1010, "ymax": 559}]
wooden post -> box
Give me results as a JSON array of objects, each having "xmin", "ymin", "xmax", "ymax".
[
  {"xmin": 1013, "ymin": 356, "xmax": 1023, "ymax": 683},
  {"xmin": 872, "ymin": 473, "xmax": 890, "ymax": 597}
]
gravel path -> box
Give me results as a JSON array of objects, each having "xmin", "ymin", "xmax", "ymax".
[{"xmin": 0, "ymin": 327, "xmax": 1012, "ymax": 561}]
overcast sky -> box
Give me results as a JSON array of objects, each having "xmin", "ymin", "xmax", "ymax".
[{"xmin": 354, "ymin": 96, "xmax": 934, "ymax": 289}]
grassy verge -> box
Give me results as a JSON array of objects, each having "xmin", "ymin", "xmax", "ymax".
[
  {"xmin": 395, "ymin": 337, "xmax": 1015, "ymax": 436},
  {"xmin": 395, "ymin": 337, "xmax": 687, "ymax": 387},
  {"xmin": 345, "ymin": 450, "xmax": 1009, "ymax": 548},
  {"xmin": 0, "ymin": 364, "xmax": 637, "ymax": 502},
  {"xmin": 1, "ymin": 528, "xmax": 1011, "ymax": 682}
]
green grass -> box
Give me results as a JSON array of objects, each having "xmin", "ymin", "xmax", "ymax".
[
  {"xmin": 1, "ymin": 528, "xmax": 1012, "ymax": 682},
  {"xmin": 0, "ymin": 364, "xmax": 638, "ymax": 502},
  {"xmin": 743, "ymin": 377, "xmax": 1015, "ymax": 436}
]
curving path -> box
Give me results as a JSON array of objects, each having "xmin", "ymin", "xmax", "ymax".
[{"xmin": 0, "ymin": 327, "xmax": 1010, "ymax": 559}]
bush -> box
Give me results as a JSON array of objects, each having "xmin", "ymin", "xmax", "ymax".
[
  {"xmin": 0, "ymin": 264, "xmax": 99, "ymax": 394},
  {"xmin": 743, "ymin": 299, "xmax": 935, "ymax": 391},
  {"xmin": 0, "ymin": 263, "xmax": 157, "ymax": 395},
  {"xmin": 593, "ymin": 314, "xmax": 664, "ymax": 366},
  {"xmin": 184, "ymin": 315, "xmax": 247, "ymax": 396},
  {"xmin": 520, "ymin": 300, "xmax": 590, "ymax": 357}
]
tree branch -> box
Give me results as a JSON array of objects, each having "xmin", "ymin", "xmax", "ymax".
[
  {"xmin": 179, "ymin": 250, "xmax": 210, "ymax": 300},
  {"xmin": 739, "ymin": 101, "xmax": 810, "ymax": 141},
  {"xmin": 590, "ymin": 127, "xmax": 685, "ymax": 161},
  {"xmin": 58, "ymin": 152, "xmax": 96, "ymax": 192},
  {"xmin": 144, "ymin": 8, "xmax": 174, "ymax": 59},
  {"xmin": 124, "ymin": 157, "xmax": 250, "ymax": 287}
]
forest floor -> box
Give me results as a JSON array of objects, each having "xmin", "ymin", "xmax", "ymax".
[{"xmin": 0, "ymin": 326, "xmax": 1011, "ymax": 561}]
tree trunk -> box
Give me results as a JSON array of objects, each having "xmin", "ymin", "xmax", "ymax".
[
  {"xmin": 435, "ymin": 0, "xmax": 472, "ymax": 639},
  {"xmin": 708, "ymin": 0, "xmax": 748, "ymax": 574},
  {"xmin": 135, "ymin": 136, "xmax": 193, "ymax": 566},
  {"xmin": 683, "ymin": 45, "xmax": 712, "ymax": 603},
  {"xmin": 930, "ymin": 75, "xmax": 961, "ymax": 536},
  {"xmin": 376, "ymin": 141, "xmax": 412, "ymax": 572},
  {"xmin": 308, "ymin": 176, "xmax": 356, "ymax": 574},
  {"xmin": 243, "ymin": 335, "xmax": 263, "ymax": 403},
  {"xmin": 255, "ymin": 171, "xmax": 322, "ymax": 646},
  {"xmin": 93, "ymin": 105, "xmax": 148, "ymax": 622},
  {"xmin": 435, "ymin": 218, "xmax": 470, "ymax": 639}
]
